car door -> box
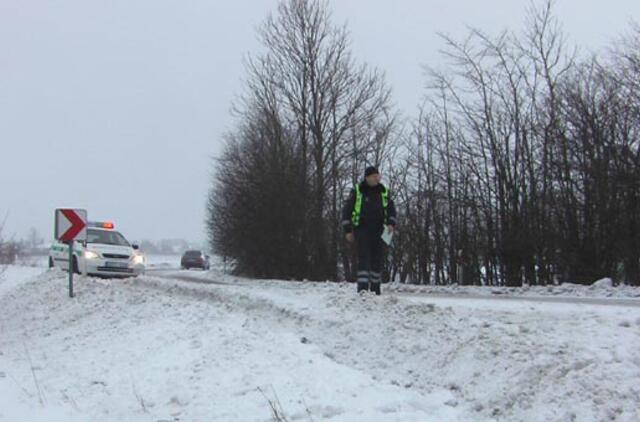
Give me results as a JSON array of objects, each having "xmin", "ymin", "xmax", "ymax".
[{"xmin": 51, "ymin": 241, "xmax": 64, "ymax": 270}]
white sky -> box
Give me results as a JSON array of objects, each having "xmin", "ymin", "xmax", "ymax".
[{"xmin": 1, "ymin": 0, "xmax": 638, "ymax": 244}]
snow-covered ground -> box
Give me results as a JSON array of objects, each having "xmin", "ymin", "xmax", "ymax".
[
  {"xmin": 1, "ymin": 266, "xmax": 639, "ymax": 421},
  {"xmin": 0, "ymin": 265, "xmax": 47, "ymax": 297},
  {"xmin": 389, "ymin": 278, "xmax": 640, "ymax": 299},
  {"xmin": 144, "ymin": 254, "xmax": 183, "ymax": 270}
]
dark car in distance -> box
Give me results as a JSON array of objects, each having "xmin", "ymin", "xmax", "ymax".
[{"xmin": 180, "ymin": 250, "xmax": 211, "ymax": 270}]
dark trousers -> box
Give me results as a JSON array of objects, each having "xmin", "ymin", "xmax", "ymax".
[{"xmin": 355, "ymin": 226, "xmax": 383, "ymax": 294}]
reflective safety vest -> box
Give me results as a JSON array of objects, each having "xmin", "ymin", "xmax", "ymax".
[{"xmin": 351, "ymin": 184, "xmax": 389, "ymax": 227}]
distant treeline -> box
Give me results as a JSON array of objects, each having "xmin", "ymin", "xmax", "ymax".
[{"xmin": 207, "ymin": 0, "xmax": 640, "ymax": 286}]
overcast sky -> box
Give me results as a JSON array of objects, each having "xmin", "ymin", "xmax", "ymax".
[{"xmin": 1, "ymin": 0, "xmax": 638, "ymax": 245}]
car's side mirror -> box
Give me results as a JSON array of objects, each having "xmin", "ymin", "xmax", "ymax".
[{"xmin": 132, "ymin": 244, "xmax": 139, "ymax": 250}]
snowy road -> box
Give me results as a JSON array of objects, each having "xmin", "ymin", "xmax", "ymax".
[
  {"xmin": 1, "ymin": 267, "xmax": 639, "ymax": 421},
  {"xmin": 153, "ymin": 269, "xmax": 640, "ymax": 308}
]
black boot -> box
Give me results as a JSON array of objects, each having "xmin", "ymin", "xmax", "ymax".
[
  {"xmin": 357, "ymin": 282, "xmax": 369, "ymax": 293},
  {"xmin": 370, "ymin": 282, "xmax": 381, "ymax": 296}
]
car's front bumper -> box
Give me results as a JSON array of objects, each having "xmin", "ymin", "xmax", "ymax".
[{"xmin": 82, "ymin": 259, "xmax": 145, "ymax": 278}]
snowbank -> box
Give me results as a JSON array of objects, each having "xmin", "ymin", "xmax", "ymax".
[
  {"xmin": 388, "ymin": 279, "xmax": 640, "ymax": 299},
  {"xmin": 0, "ymin": 270, "xmax": 461, "ymax": 421},
  {"xmin": 1, "ymin": 267, "xmax": 639, "ymax": 421}
]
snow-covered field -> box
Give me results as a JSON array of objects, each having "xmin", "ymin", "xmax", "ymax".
[{"xmin": 1, "ymin": 266, "xmax": 639, "ymax": 421}]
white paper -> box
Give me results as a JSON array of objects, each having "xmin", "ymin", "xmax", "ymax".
[{"xmin": 381, "ymin": 226, "xmax": 393, "ymax": 245}]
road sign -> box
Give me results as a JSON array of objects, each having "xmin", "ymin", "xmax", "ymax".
[
  {"xmin": 55, "ymin": 209, "xmax": 87, "ymax": 243},
  {"xmin": 54, "ymin": 208, "xmax": 88, "ymax": 298}
]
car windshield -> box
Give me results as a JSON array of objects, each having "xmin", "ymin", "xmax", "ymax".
[
  {"xmin": 87, "ymin": 229, "xmax": 130, "ymax": 246},
  {"xmin": 184, "ymin": 250, "xmax": 202, "ymax": 257}
]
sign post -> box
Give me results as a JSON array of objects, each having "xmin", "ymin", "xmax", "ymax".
[
  {"xmin": 68, "ymin": 240, "xmax": 74, "ymax": 297},
  {"xmin": 55, "ymin": 209, "xmax": 88, "ymax": 298}
]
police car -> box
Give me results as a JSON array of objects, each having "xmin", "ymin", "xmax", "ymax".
[{"xmin": 49, "ymin": 221, "xmax": 145, "ymax": 278}]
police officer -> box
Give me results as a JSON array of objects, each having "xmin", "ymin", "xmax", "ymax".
[{"xmin": 342, "ymin": 166, "xmax": 397, "ymax": 295}]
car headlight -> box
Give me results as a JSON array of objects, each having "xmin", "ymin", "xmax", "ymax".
[
  {"xmin": 132, "ymin": 254, "xmax": 145, "ymax": 265},
  {"xmin": 84, "ymin": 250, "xmax": 100, "ymax": 260}
]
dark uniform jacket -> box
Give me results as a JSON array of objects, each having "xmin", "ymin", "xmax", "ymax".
[{"xmin": 341, "ymin": 181, "xmax": 397, "ymax": 234}]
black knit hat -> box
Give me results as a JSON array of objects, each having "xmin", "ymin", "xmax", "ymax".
[{"xmin": 364, "ymin": 166, "xmax": 379, "ymax": 177}]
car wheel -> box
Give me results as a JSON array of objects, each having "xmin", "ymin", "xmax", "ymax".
[
  {"xmin": 48, "ymin": 256, "xmax": 54, "ymax": 268},
  {"xmin": 72, "ymin": 256, "xmax": 80, "ymax": 274}
]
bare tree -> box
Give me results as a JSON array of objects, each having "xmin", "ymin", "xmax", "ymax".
[
  {"xmin": 253, "ymin": 0, "xmax": 394, "ymax": 280},
  {"xmin": 209, "ymin": 0, "xmax": 395, "ymax": 281}
]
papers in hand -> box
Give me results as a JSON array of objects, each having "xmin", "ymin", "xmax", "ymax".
[{"xmin": 381, "ymin": 226, "xmax": 393, "ymax": 245}]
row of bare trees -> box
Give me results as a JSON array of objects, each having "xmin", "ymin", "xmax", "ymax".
[
  {"xmin": 390, "ymin": 3, "xmax": 640, "ymax": 286},
  {"xmin": 208, "ymin": 0, "xmax": 640, "ymax": 286}
]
